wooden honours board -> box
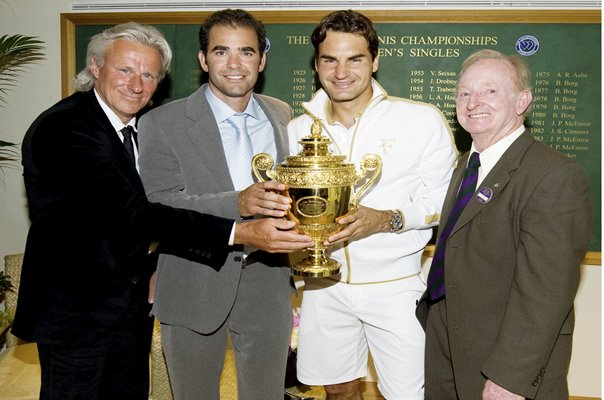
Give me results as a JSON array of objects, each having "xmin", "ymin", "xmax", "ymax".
[{"xmin": 61, "ymin": 10, "xmax": 601, "ymax": 257}]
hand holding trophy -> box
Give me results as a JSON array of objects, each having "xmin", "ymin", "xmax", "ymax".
[{"xmin": 252, "ymin": 119, "xmax": 382, "ymax": 277}]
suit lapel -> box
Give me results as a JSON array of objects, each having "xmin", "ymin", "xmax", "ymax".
[
  {"xmin": 83, "ymin": 90, "xmax": 143, "ymax": 186},
  {"xmin": 437, "ymin": 155, "xmax": 466, "ymax": 242},
  {"xmin": 184, "ymin": 85, "xmax": 235, "ymax": 191},
  {"xmin": 181, "ymin": 87, "xmax": 290, "ymax": 191},
  {"xmin": 254, "ymin": 93, "xmax": 290, "ymax": 162},
  {"xmin": 453, "ymin": 163, "xmax": 511, "ymax": 233},
  {"xmin": 449, "ymin": 132, "xmax": 535, "ymax": 237},
  {"xmin": 83, "ymin": 90, "xmax": 121, "ymax": 140}
]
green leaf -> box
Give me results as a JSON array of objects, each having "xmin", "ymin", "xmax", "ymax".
[
  {"xmin": 0, "ymin": 34, "xmax": 44, "ymax": 172},
  {"xmin": 0, "ymin": 34, "xmax": 45, "ymax": 105}
]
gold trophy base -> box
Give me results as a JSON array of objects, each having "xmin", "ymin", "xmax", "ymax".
[{"xmin": 292, "ymin": 252, "xmax": 341, "ymax": 278}]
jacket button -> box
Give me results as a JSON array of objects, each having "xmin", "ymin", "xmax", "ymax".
[
  {"xmin": 129, "ymin": 277, "xmax": 139, "ymax": 285},
  {"xmin": 234, "ymin": 256, "xmax": 242, "ymax": 262}
]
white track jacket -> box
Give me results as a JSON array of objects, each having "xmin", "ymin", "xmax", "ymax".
[{"xmin": 287, "ymin": 80, "xmax": 457, "ymax": 283}]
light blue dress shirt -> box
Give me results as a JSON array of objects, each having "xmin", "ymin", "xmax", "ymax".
[{"xmin": 204, "ymin": 85, "xmax": 278, "ymax": 172}]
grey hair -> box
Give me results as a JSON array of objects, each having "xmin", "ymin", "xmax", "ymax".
[
  {"xmin": 75, "ymin": 22, "xmax": 172, "ymax": 92},
  {"xmin": 458, "ymin": 49, "xmax": 533, "ymax": 116},
  {"xmin": 458, "ymin": 49, "xmax": 532, "ymax": 94}
]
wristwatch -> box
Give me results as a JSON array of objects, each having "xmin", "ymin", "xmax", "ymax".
[{"xmin": 389, "ymin": 209, "xmax": 404, "ymax": 232}]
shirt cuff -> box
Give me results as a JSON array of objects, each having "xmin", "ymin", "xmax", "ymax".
[{"xmin": 228, "ymin": 222, "xmax": 236, "ymax": 246}]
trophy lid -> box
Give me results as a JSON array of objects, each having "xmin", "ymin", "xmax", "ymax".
[{"xmin": 285, "ymin": 119, "xmax": 347, "ymax": 167}]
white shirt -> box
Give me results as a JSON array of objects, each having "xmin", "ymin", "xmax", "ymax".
[
  {"xmin": 471, "ymin": 126, "xmax": 525, "ymax": 186},
  {"xmin": 94, "ymin": 89, "xmax": 139, "ymax": 172}
]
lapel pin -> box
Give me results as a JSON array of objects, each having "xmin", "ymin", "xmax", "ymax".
[
  {"xmin": 494, "ymin": 183, "xmax": 501, "ymax": 188},
  {"xmin": 476, "ymin": 187, "xmax": 493, "ymax": 204}
]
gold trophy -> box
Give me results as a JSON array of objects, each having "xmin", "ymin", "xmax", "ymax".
[{"xmin": 252, "ymin": 119, "xmax": 382, "ymax": 277}]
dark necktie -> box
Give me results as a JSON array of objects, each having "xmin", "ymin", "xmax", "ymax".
[
  {"xmin": 121, "ymin": 126, "xmax": 137, "ymax": 168},
  {"xmin": 427, "ymin": 152, "xmax": 481, "ymax": 302}
]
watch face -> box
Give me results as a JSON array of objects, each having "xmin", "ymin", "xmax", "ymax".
[{"xmin": 391, "ymin": 213, "xmax": 403, "ymax": 231}]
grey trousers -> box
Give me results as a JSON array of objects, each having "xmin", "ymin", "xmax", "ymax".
[{"xmin": 161, "ymin": 265, "xmax": 293, "ymax": 400}]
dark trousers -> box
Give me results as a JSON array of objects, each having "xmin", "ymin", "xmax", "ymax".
[
  {"xmin": 37, "ymin": 292, "xmax": 153, "ymax": 400},
  {"xmin": 424, "ymin": 299, "xmax": 459, "ymax": 400}
]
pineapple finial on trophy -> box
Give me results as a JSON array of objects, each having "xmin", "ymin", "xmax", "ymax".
[
  {"xmin": 310, "ymin": 118, "xmax": 322, "ymax": 138},
  {"xmin": 300, "ymin": 119, "xmax": 333, "ymax": 158}
]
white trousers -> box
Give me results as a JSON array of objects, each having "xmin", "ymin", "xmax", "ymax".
[{"xmin": 297, "ymin": 274, "xmax": 426, "ymax": 400}]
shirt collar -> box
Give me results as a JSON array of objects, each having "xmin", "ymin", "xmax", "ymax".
[
  {"xmin": 470, "ymin": 125, "xmax": 525, "ymax": 172},
  {"xmin": 94, "ymin": 89, "xmax": 136, "ymax": 132},
  {"xmin": 204, "ymin": 85, "xmax": 259, "ymax": 123}
]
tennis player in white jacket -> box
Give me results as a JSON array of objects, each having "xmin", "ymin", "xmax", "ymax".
[{"xmin": 288, "ymin": 10, "xmax": 457, "ymax": 400}]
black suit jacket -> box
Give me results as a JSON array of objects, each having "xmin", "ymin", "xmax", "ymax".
[{"xmin": 13, "ymin": 90, "xmax": 233, "ymax": 345}]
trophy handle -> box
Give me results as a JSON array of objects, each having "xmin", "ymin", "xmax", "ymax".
[
  {"xmin": 252, "ymin": 153, "xmax": 277, "ymax": 182},
  {"xmin": 350, "ymin": 154, "xmax": 382, "ymax": 207}
]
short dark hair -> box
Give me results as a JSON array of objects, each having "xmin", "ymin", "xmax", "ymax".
[
  {"xmin": 198, "ymin": 9, "xmax": 267, "ymax": 55},
  {"xmin": 311, "ymin": 10, "xmax": 379, "ymax": 61}
]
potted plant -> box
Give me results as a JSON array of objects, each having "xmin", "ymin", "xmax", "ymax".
[
  {"xmin": 0, "ymin": 34, "xmax": 44, "ymax": 334},
  {"xmin": 0, "ymin": 271, "xmax": 13, "ymax": 333},
  {"xmin": 0, "ymin": 33, "xmax": 45, "ymax": 173}
]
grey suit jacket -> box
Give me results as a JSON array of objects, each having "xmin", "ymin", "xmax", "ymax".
[
  {"xmin": 428, "ymin": 131, "xmax": 592, "ymax": 399},
  {"xmin": 138, "ymin": 84, "xmax": 293, "ymax": 333}
]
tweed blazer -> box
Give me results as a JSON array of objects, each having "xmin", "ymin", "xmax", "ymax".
[{"xmin": 424, "ymin": 131, "xmax": 592, "ymax": 399}]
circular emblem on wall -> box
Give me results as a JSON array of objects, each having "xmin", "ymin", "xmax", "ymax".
[
  {"xmin": 515, "ymin": 35, "xmax": 540, "ymax": 56},
  {"xmin": 265, "ymin": 37, "xmax": 271, "ymax": 53}
]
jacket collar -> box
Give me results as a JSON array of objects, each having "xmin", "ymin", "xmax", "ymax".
[{"xmin": 449, "ymin": 131, "xmax": 535, "ymax": 236}]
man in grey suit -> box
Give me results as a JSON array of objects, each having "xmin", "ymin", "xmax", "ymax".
[
  {"xmin": 420, "ymin": 49, "xmax": 592, "ymax": 400},
  {"xmin": 138, "ymin": 9, "xmax": 311, "ymax": 400}
]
